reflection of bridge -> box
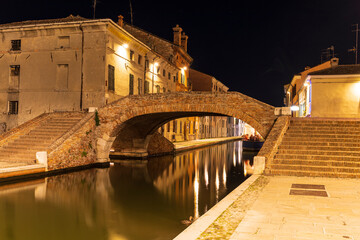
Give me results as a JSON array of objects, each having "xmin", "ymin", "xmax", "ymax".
[{"xmin": 0, "ymin": 91, "xmax": 279, "ymax": 172}]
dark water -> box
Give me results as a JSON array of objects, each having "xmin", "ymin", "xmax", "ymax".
[{"xmin": 0, "ymin": 141, "xmax": 257, "ymax": 240}]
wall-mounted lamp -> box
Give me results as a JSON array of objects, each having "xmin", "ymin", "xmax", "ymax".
[{"xmin": 122, "ymin": 43, "xmax": 129, "ymax": 49}]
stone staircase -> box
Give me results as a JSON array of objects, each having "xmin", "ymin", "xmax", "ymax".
[
  {"xmin": 0, "ymin": 113, "xmax": 85, "ymax": 165},
  {"xmin": 267, "ymin": 118, "xmax": 360, "ymax": 178}
]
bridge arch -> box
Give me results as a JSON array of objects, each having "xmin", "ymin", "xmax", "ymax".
[{"xmin": 96, "ymin": 92, "xmax": 277, "ymax": 161}]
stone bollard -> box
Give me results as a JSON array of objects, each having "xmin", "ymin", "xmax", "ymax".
[
  {"xmin": 253, "ymin": 156, "xmax": 265, "ymax": 174},
  {"xmin": 36, "ymin": 151, "xmax": 48, "ymax": 171}
]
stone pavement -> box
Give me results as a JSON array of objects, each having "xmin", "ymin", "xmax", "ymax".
[
  {"xmin": 228, "ymin": 176, "xmax": 360, "ymax": 240},
  {"xmin": 174, "ymin": 136, "xmax": 242, "ymax": 152}
]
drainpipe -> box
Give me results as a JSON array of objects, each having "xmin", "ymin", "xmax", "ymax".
[{"xmin": 79, "ymin": 24, "xmax": 84, "ymax": 110}]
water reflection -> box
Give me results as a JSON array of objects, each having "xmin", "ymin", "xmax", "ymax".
[{"xmin": 0, "ymin": 141, "xmax": 256, "ymax": 240}]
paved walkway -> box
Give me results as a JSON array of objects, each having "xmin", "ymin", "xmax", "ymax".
[
  {"xmin": 192, "ymin": 175, "xmax": 360, "ymax": 240},
  {"xmin": 174, "ymin": 136, "xmax": 242, "ymax": 151},
  {"xmin": 229, "ymin": 176, "xmax": 360, "ymax": 240}
]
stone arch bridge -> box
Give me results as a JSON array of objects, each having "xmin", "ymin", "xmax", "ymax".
[
  {"xmin": 44, "ymin": 91, "xmax": 278, "ymax": 170},
  {"xmin": 95, "ymin": 91, "xmax": 277, "ymax": 161}
]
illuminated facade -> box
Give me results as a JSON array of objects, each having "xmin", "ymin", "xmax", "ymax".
[
  {"xmin": 284, "ymin": 58, "xmax": 337, "ymax": 117},
  {"xmin": 0, "ymin": 15, "xmax": 180, "ymax": 132},
  {"xmin": 285, "ymin": 58, "xmax": 360, "ymax": 118}
]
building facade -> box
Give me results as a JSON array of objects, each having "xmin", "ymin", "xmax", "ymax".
[{"xmin": 0, "ymin": 15, "xmax": 179, "ymax": 132}]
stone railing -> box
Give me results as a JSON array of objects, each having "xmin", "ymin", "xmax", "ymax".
[{"xmin": 253, "ymin": 116, "xmax": 290, "ymax": 174}]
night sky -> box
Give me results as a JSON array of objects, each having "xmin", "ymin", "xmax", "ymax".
[{"xmin": 2, "ymin": 0, "xmax": 360, "ymax": 106}]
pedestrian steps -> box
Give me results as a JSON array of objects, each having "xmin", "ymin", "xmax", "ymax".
[
  {"xmin": 0, "ymin": 112, "xmax": 85, "ymax": 165},
  {"xmin": 266, "ymin": 118, "xmax": 360, "ymax": 178}
]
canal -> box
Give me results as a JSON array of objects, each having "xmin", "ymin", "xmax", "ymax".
[{"xmin": 0, "ymin": 140, "xmax": 257, "ymax": 240}]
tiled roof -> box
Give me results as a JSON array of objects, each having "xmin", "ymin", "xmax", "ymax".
[
  {"xmin": 0, "ymin": 15, "xmax": 88, "ymax": 28},
  {"xmin": 310, "ymin": 65, "xmax": 360, "ymax": 75}
]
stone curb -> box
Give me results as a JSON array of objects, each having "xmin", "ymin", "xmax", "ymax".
[
  {"xmin": 0, "ymin": 164, "xmax": 45, "ymax": 179},
  {"xmin": 173, "ymin": 174, "xmax": 261, "ymax": 240}
]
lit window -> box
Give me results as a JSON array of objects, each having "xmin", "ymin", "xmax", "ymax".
[
  {"xmin": 130, "ymin": 50, "xmax": 135, "ymax": 61},
  {"xmin": 138, "ymin": 55, "xmax": 142, "ymax": 65}
]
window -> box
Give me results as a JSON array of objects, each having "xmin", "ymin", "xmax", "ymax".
[
  {"xmin": 129, "ymin": 74, "xmax": 134, "ymax": 95},
  {"xmin": 163, "ymin": 69, "xmax": 166, "ymax": 77},
  {"xmin": 157, "ymin": 67, "xmax": 160, "ymax": 74},
  {"xmin": 145, "ymin": 59, "xmax": 149, "ymax": 68},
  {"xmin": 163, "ymin": 87, "xmax": 166, "ymax": 93},
  {"xmin": 181, "ymin": 73, "xmax": 185, "ymax": 84},
  {"xmin": 108, "ymin": 65, "xmax": 115, "ymax": 91},
  {"xmin": 168, "ymin": 72, "xmax": 171, "ymax": 80},
  {"xmin": 173, "ymin": 120, "xmax": 177, "ymax": 133},
  {"xmin": 292, "ymin": 84, "xmax": 297, "ymax": 100},
  {"xmin": 144, "ymin": 81, "xmax": 150, "ymax": 94},
  {"xmin": 11, "ymin": 40, "xmax": 21, "ymax": 51},
  {"xmin": 56, "ymin": 64, "xmax": 69, "ymax": 90},
  {"xmin": 156, "ymin": 85, "xmax": 160, "ymax": 93},
  {"xmin": 180, "ymin": 122, "xmax": 182, "ymax": 133},
  {"xmin": 9, "ymin": 65, "xmax": 20, "ymax": 90},
  {"xmin": 138, "ymin": 55, "xmax": 142, "ymax": 65},
  {"xmin": 173, "ymin": 76, "xmax": 176, "ymax": 82},
  {"xmin": 10, "ymin": 65, "xmax": 20, "ymax": 76},
  {"xmin": 130, "ymin": 50, "xmax": 135, "ymax": 61},
  {"xmin": 58, "ymin": 36, "xmax": 70, "ymax": 49},
  {"xmin": 138, "ymin": 78, "xmax": 142, "ymax": 95},
  {"xmin": 8, "ymin": 101, "xmax": 18, "ymax": 114}
]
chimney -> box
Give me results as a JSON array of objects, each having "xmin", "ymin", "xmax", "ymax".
[
  {"xmin": 330, "ymin": 57, "xmax": 339, "ymax": 67},
  {"xmin": 172, "ymin": 24, "xmax": 182, "ymax": 46},
  {"xmin": 181, "ymin": 32, "xmax": 188, "ymax": 52},
  {"xmin": 118, "ymin": 15, "xmax": 124, "ymax": 28}
]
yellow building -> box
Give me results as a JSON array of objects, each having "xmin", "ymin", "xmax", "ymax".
[
  {"xmin": 285, "ymin": 58, "xmax": 360, "ymax": 118},
  {"xmin": 285, "ymin": 58, "xmax": 337, "ymax": 117}
]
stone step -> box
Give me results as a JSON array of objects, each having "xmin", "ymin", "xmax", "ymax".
[
  {"xmin": 276, "ymin": 149, "xmax": 360, "ymax": 156},
  {"xmin": 288, "ymin": 126, "xmax": 360, "ymax": 131},
  {"xmin": 279, "ymin": 141, "xmax": 360, "ymax": 147},
  {"xmin": 278, "ymin": 145, "xmax": 360, "ymax": 152},
  {"xmin": 29, "ymin": 129, "xmax": 67, "ymax": 133},
  {"xmin": 0, "ymin": 149, "xmax": 38, "ymax": 156},
  {"xmin": 286, "ymin": 129, "xmax": 360, "ymax": 135},
  {"xmin": 284, "ymin": 133, "xmax": 360, "ymax": 138},
  {"xmin": 10, "ymin": 141, "xmax": 51, "ymax": 147},
  {"xmin": 274, "ymin": 153, "xmax": 360, "ymax": 162},
  {"xmin": 282, "ymin": 135, "xmax": 360, "ymax": 141},
  {"xmin": 290, "ymin": 120, "xmax": 360, "ymax": 125},
  {"xmin": 2, "ymin": 146, "xmax": 46, "ymax": 152},
  {"xmin": 269, "ymin": 163, "xmax": 360, "ymax": 174},
  {"xmin": 272, "ymin": 159, "xmax": 360, "ymax": 168},
  {"xmin": 266, "ymin": 169, "xmax": 360, "ymax": 178},
  {"xmin": 0, "ymin": 157, "xmax": 36, "ymax": 164}
]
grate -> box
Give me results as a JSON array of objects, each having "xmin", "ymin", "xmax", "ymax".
[{"xmin": 290, "ymin": 183, "xmax": 328, "ymax": 197}]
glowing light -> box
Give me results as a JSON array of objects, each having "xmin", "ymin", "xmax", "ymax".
[
  {"xmin": 290, "ymin": 105, "xmax": 299, "ymax": 111},
  {"xmin": 154, "ymin": 62, "xmax": 159, "ymax": 67},
  {"xmin": 183, "ymin": 66, "xmax": 187, "ymax": 70},
  {"xmin": 353, "ymin": 82, "xmax": 360, "ymax": 95},
  {"xmin": 204, "ymin": 166, "xmax": 209, "ymax": 187},
  {"xmin": 223, "ymin": 167, "xmax": 227, "ymax": 186},
  {"xmin": 122, "ymin": 43, "xmax": 129, "ymax": 49},
  {"xmin": 194, "ymin": 170, "xmax": 199, "ymax": 219}
]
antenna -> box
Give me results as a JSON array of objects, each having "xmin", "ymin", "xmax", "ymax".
[
  {"xmin": 92, "ymin": 0, "xmax": 97, "ymax": 19},
  {"xmin": 348, "ymin": 24, "xmax": 359, "ymax": 64},
  {"xmin": 129, "ymin": 0, "xmax": 134, "ymax": 25}
]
